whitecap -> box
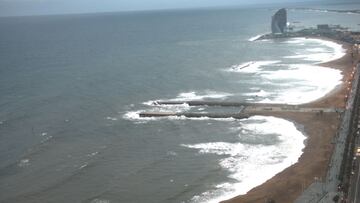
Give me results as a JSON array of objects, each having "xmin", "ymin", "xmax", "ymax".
[
  {"xmin": 171, "ymin": 91, "xmax": 233, "ymax": 101},
  {"xmin": 284, "ymin": 53, "xmax": 338, "ymax": 62},
  {"xmin": 123, "ymin": 111, "xmax": 145, "ymax": 121},
  {"xmin": 312, "ymin": 38, "xmax": 346, "ymax": 62},
  {"xmin": 183, "ymin": 116, "xmax": 306, "ymax": 203},
  {"xmin": 105, "ymin": 116, "xmax": 118, "ymax": 121},
  {"xmin": 142, "ymin": 100, "xmax": 157, "ymax": 106},
  {"xmin": 123, "ymin": 111, "xmax": 237, "ymax": 122},
  {"xmin": 18, "ymin": 159, "xmax": 30, "ymax": 167},
  {"xmin": 248, "ymin": 34, "xmax": 263, "ymax": 41},
  {"xmin": 87, "ymin": 152, "xmax": 99, "ymax": 157},
  {"xmin": 284, "ymin": 38, "xmax": 345, "ymax": 63},
  {"xmin": 243, "ymin": 89, "xmax": 270, "ymax": 97},
  {"xmin": 123, "ymin": 110, "xmax": 161, "ymax": 123},
  {"xmin": 166, "ymin": 151, "xmax": 178, "ymax": 156},
  {"xmin": 143, "ymin": 91, "xmax": 232, "ymax": 107},
  {"xmin": 79, "ymin": 163, "xmax": 88, "ymax": 169},
  {"xmin": 90, "ymin": 199, "xmax": 110, "ymax": 203},
  {"xmin": 168, "ymin": 115, "xmax": 237, "ymax": 122},
  {"xmin": 306, "ymin": 47, "xmax": 327, "ymax": 52},
  {"xmin": 258, "ymin": 64, "xmax": 342, "ymax": 104},
  {"xmin": 144, "ymin": 101, "xmax": 191, "ymax": 109},
  {"xmin": 284, "ymin": 38, "xmax": 307, "ymax": 44},
  {"xmin": 40, "ymin": 135, "xmax": 53, "ymax": 144},
  {"xmin": 227, "ymin": 60, "xmax": 281, "ymax": 73}
]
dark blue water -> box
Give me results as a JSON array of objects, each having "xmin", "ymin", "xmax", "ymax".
[{"xmin": 0, "ymin": 3, "xmax": 359, "ymax": 203}]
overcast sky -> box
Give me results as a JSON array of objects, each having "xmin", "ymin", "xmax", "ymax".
[{"xmin": 0, "ymin": 0, "xmax": 334, "ymax": 17}]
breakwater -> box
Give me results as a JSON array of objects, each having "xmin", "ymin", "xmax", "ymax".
[
  {"xmin": 140, "ymin": 102, "xmax": 341, "ymax": 120},
  {"xmin": 139, "ymin": 111, "xmax": 249, "ymax": 119}
]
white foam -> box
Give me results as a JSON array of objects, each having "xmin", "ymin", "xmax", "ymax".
[
  {"xmin": 166, "ymin": 151, "xmax": 178, "ymax": 156},
  {"xmin": 299, "ymin": 8, "xmax": 360, "ymax": 15},
  {"xmin": 248, "ymin": 34, "xmax": 263, "ymax": 42},
  {"xmin": 143, "ymin": 91, "xmax": 232, "ymax": 106},
  {"xmin": 306, "ymin": 9, "xmax": 329, "ymax": 13},
  {"xmin": 141, "ymin": 103, "xmax": 193, "ymax": 121},
  {"xmin": 127, "ymin": 92, "xmax": 233, "ymax": 122},
  {"xmin": 172, "ymin": 91, "xmax": 232, "ymax": 101},
  {"xmin": 243, "ymin": 89, "xmax": 270, "ymax": 97},
  {"xmin": 123, "ymin": 111, "xmax": 146, "ymax": 121},
  {"xmin": 105, "ymin": 116, "xmax": 118, "ymax": 121},
  {"xmin": 227, "ymin": 60, "xmax": 281, "ymax": 73},
  {"xmin": 258, "ymin": 64, "xmax": 342, "ymax": 104},
  {"xmin": 237, "ymin": 38, "xmax": 345, "ymax": 104},
  {"xmin": 143, "ymin": 101, "xmax": 155, "ymax": 106},
  {"xmin": 284, "ymin": 38, "xmax": 307, "ymax": 44},
  {"xmin": 123, "ymin": 103, "xmax": 194, "ymax": 123},
  {"xmin": 123, "ymin": 111, "xmax": 182, "ymax": 123},
  {"xmin": 284, "ymin": 38, "xmax": 345, "ymax": 63},
  {"xmin": 168, "ymin": 116, "xmax": 236, "ymax": 122},
  {"xmin": 79, "ymin": 163, "xmax": 88, "ymax": 169},
  {"xmin": 284, "ymin": 53, "xmax": 339, "ymax": 62},
  {"xmin": 123, "ymin": 111, "xmax": 237, "ymax": 122},
  {"xmin": 87, "ymin": 152, "xmax": 99, "ymax": 157},
  {"xmin": 144, "ymin": 101, "xmax": 191, "ymax": 109},
  {"xmin": 183, "ymin": 116, "xmax": 306, "ymax": 203},
  {"xmin": 18, "ymin": 159, "xmax": 30, "ymax": 167},
  {"xmin": 306, "ymin": 47, "xmax": 327, "ymax": 52},
  {"xmin": 90, "ymin": 199, "xmax": 110, "ymax": 203},
  {"xmin": 40, "ymin": 134, "xmax": 53, "ymax": 144},
  {"xmin": 313, "ymin": 38, "xmax": 346, "ymax": 62}
]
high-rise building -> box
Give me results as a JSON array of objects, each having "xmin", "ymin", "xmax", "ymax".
[{"xmin": 271, "ymin": 8, "xmax": 287, "ymax": 34}]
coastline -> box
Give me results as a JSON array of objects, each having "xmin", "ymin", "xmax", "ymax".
[{"xmin": 222, "ymin": 38, "xmax": 355, "ymax": 202}]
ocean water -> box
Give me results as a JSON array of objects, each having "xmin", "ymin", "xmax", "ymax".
[{"xmin": 0, "ymin": 2, "xmax": 360, "ymax": 203}]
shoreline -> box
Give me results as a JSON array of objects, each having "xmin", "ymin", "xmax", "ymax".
[
  {"xmin": 303, "ymin": 36, "xmax": 353, "ymax": 109},
  {"xmin": 222, "ymin": 37, "xmax": 356, "ymax": 202}
]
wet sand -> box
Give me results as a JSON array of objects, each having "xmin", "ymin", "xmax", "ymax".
[{"xmin": 222, "ymin": 41, "xmax": 356, "ymax": 203}]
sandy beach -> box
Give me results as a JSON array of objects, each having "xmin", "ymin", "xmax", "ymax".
[{"xmin": 222, "ymin": 40, "xmax": 357, "ymax": 203}]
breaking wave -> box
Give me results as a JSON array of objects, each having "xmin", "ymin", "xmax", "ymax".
[
  {"xmin": 230, "ymin": 37, "xmax": 344, "ymax": 104},
  {"xmin": 227, "ymin": 61, "xmax": 281, "ymax": 73},
  {"xmin": 283, "ymin": 38, "xmax": 345, "ymax": 63},
  {"xmin": 182, "ymin": 116, "xmax": 306, "ymax": 203}
]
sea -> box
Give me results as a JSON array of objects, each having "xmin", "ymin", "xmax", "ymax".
[{"xmin": 1, "ymin": 2, "xmax": 360, "ymax": 203}]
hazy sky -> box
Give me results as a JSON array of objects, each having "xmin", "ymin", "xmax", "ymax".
[{"xmin": 0, "ymin": 0, "xmax": 328, "ymax": 17}]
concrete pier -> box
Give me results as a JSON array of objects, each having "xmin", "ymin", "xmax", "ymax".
[{"xmin": 139, "ymin": 112, "xmax": 249, "ymax": 119}]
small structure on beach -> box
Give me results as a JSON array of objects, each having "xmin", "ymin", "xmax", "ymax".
[{"xmin": 271, "ymin": 8, "xmax": 287, "ymax": 34}]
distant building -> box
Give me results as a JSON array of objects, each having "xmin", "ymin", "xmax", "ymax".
[
  {"xmin": 317, "ymin": 24, "xmax": 330, "ymax": 30},
  {"xmin": 271, "ymin": 8, "xmax": 287, "ymax": 34}
]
